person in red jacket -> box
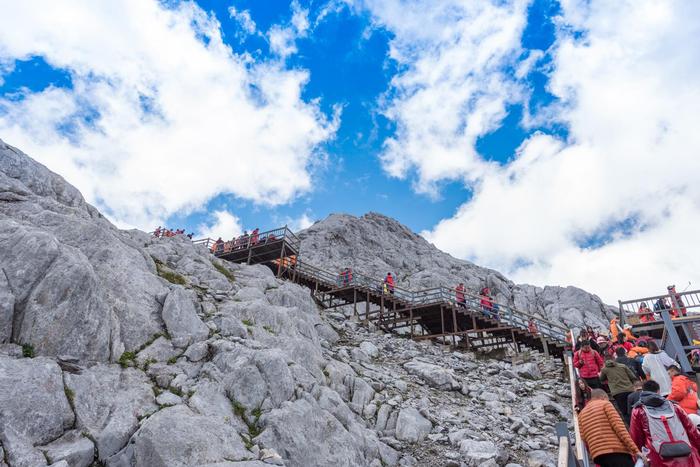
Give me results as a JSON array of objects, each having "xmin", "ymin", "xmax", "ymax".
[
  {"xmin": 480, "ymin": 287, "xmax": 494, "ymax": 317},
  {"xmin": 574, "ymin": 341, "xmax": 604, "ymax": 389},
  {"xmin": 455, "ymin": 283, "xmax": 466, "ymax": 308},
  {"xmin": 384, "ymin": 273, "xmax": 394, "ymax": 295},
  {"xmin": 668, "ymin": 365, "xmax": 699, "ymax": 415},
  {"xmin": 630, "ymin": 380, "xmax": 700, "ymax": 466}
]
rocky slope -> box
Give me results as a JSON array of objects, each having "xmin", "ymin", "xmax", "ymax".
[
  {"xmin": 0, "ymin": 140, "xmax": 570, "ymax": 467},
  {"xmin": 298, "ymin": 213, "xmax": 615, "ymax": 329}
]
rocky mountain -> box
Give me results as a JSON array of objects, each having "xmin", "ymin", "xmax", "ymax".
[
  {"xmin": 0, "ymin": 140, "xmax": 571, "ymax": 467},
  {"xmin": 298, "ymin": 213, "xmax": 615, "ymax": 329}
]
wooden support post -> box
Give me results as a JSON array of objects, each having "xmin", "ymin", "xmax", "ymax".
[
  {"xmin": 366, "ymin": 291, "xmax": 370, "ymax": 323},
  {"xmin": 380, "ymin": 295, "xmax": 384, "ymax": 327},
  {"xmin": 440, "ymin": 306, "xmax": 445, "ymax": 337},
  {"xmin": 246, "ymin": 245, "xmax": 253, "ymax": 265},
  {"xmin": 511, "ymin": 329, "xmax": 519, "ymax": 354},
  {"xmin": 541, "ymin": 336, "xmax": 550, "ymax": 358},
  {"xmin": 410, "ymin": 308, "xmax": 414, "ymax": 338},
  {"xmin": 451, "ymin": 307, "xmax": 458, "ymax": 347},
  {"xmin": 353, "ymin": 288, "xmax": 358, "ymax": 318},
  {"xmin": 276, "ymin": 244, "xmax": 285, "ymax": 277}
]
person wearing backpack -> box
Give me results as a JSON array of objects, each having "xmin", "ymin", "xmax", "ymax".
[
  {"xmin": 578, "ymin": 389, "xmax": 646, "ymax": 467},
  {"xmin": 600, "ymin": 355, "xmax": 639, "ymax": 424},
  {"xmin": 630, "ymin": 379, "xmax": 700, "ymax": 466},
  {"xmin": 668, "ymin": 365, "xmax": 699, "ymax": 415},
  {"xmin": 616, "ymin": 346, "xmax": 645, "ymax": 380},
  {"xmin": 642, "ymin": 341, "xmax": 677, "ymax": 397},
  {"xmin": 574, "ymin": 341, "xmax": 605, "ymax": 389}
]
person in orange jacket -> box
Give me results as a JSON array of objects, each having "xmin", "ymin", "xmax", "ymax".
[{"xmin": 668, "ymin": 365, "xmax": 699, "ymax": 415}]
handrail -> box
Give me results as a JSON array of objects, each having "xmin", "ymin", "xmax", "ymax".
[
  {"xmin": 565, "ymin": 330, "xmax": 590, "ymax": 467},
  {"xmin": 293, "ymin": 259, "xmax": 568, "ymax": 343},
  {"xmin": 619, "ymin": 289, "xmax": 700, "ymax": 325}
]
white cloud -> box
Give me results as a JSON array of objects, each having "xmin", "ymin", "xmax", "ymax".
[
  {"xmin": 414, "ymin": 0, "xmax": 700, "ymax": 303},
  {"xmin": 0, "ymin": 1, "xmax": 337, "ymax": 229},
  {"xmin": 228, "ymin": 6, "xmax": 257, "ymax": 37},
  {"xmin": 267, "ymin": 0, "xmax": 310, "ymax": 59},
  {"xmin": 197, "ymin": 210, "xmax": 243, "ymax": 240},
  {"xmin": 358, "ymin": 0, "xmax": 531, "ymax": 196}
]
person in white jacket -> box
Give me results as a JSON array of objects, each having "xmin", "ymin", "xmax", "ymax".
[{"xmin": 641, "ymin": 340, "xmax": 676, "ymax": 396}]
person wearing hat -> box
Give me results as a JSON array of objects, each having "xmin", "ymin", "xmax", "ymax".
[
  {"xmin": 668, "ymin": 365, "xmax": 698, "ymax": 415},
  {"xmin": 596, "ymin": 335, "xmax": 610, "ymax": 356}
]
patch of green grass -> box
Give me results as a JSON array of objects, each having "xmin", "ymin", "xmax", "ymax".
[
  {"xmin": 262, "ymin": 325, "xmax": 276, "ymax": 335},
  {"xmin": 231, "ymin": 400, "xmax": 263, "ymax": 441},
  {"xmin": 21, "ymin": 343, "xmax": 35, "ymax": 358},
  {"xmin": 64, "ymin": 387, "xmax": 75, "ymax": 408},
  {"xmin": 143, "ymin": 358, "xmax": 157, "ymax": 371},
  {"xmin": 242, "ymin": 319, "xmax": 254, "ymax": 326},
  {"xmin": 118, "ymin": 351, "xmax": 136, "ymax": 368},
  {"xmin": 213, "ymin": 261, "xmax": 235, "ymax": 282},
  {"xmin": 152, "ymin": 256, "xmax": 187, "ymax": 285},
  {"xmin": 167, "ymin": 356, "xmax": 178, "ymax": 365},
  {"xmin": 169, "ymin": 386, "xmax": 184, "ymax": 397},
  {"xmin": 323, "ymin": 369, "xmax": 330, "ymax": 379},
  {"xmin": 231, "ymin": 400, "xmax": 246, "ymax": 419}
]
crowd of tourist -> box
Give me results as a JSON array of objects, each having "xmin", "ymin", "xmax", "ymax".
[
  {"xmin": 210, "ymin": 228, "xmax": 275, "ymax": 255},
  {"xmin": 574, "ymin": 319, "xmax": 700, "ymax": 466},
  {"xmin": 152, "ymin": 227, "xmax": 193, "ymax": 239}
]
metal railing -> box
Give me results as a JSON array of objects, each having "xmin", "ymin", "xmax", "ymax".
[
  {"xmin": 619, "ymin": 289, "xmax": 700, "ymax": 325},
  {"xmin": 291, "ymin": 260, "xmax": 569, "ymax": 343},
  {"xmin": 564, "ymin": 335, "xmax": 590, "ymax": 467},
  {"xmin": 193, "ymin": 226, "xmax": 300, "ymax": 256}
]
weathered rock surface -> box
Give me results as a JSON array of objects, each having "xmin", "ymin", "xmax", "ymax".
[
  {"xmin": 162, "ymin": 287, "xmax": 208, "ymax": 348},
  {"xmin": 395, "ymin": 407, "xmax": 432, "ymax": 442},
  {"xmin": 38, "ymin": 430, "xmax": 95, "ymax": 467}
]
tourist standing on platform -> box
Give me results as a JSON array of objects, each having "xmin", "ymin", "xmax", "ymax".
[
  {"xmin": 578, "ymin": 389, "xmax": 644, "ymax": 467},
  {"xmin": 630, "ymin": 379, "xmax": 700, "ymax": 466},
  {"xmin": 642, "ymin": 341, "xmax": 676, "ymax": 397},
  {"xmin": 599, "ymin": 355, "xmax": 638, "ymax": 424},
  {"xmin": 668, "ymin": 365, "xmax": 699, "ymax": 415},
  {"xmin": 455, "ymin": 283, "xmax": 466, "ymax": 308},
  {"xmin": 574, "ymin": 341, "xmax": 604, "ymax": 389},
  {"xmin": 638, "ymin": 302, "xmax": 655, "ymax": 322},
  {"xmin": 384, "ymin": 273, "xmax": 394, "ymax": 295},
  {"xmin": 668, "ymin": 285, "xmax": 688, "ymax": 318}
]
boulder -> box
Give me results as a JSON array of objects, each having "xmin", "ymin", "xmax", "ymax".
[
  {"xmin": 516, "ymin": 362, "xmax": 542, "ymax": 380},
  {"xmin": 0, "ymin": 356, "xmax": 73, "ymax": 444},
  {"xmin": 65, "ymin": 365, "xmax": 157, "ymax": 460},
  {"xmin": 458, "ymin": 439, "xmax": 508, "ymax": 466},
  {"xmin": 162, "ymin": 287, "xmax": 209, "ymax": 348},
  {"xmin": 0, "ymin": 424, "xmax": 47, "ymax": 467},
  {"xmin": 360, "ymin": 341, "xmax": 380, "ymax": 359},
  {"xmin": 395, "ymin": 407, "xmax": 432, "ymax": 442},
  {"xmin": 527, "ymin": 450, "xmax": 555, "ymax": 467},
  {"xmin": 38, "ymin": 430, "xmax": 95, "ymax": 467},
  {"xmin": 136, "ymin": 336, "xmax": 179, "ymax": 367},
  {"xmin": 107, "ymin": 405, "xmax": 249, "ymax": 466},
  {"xmin": 403, "ymin": 359, "xmax": 459, "ymax": 390}
]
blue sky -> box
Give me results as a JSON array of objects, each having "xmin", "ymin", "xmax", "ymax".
[{"xmin": 1, "ymin": 0, "xmax": 698, "ymax": 302}]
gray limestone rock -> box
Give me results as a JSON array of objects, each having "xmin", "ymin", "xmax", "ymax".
[
  {"xmin": 38, "ymin": 430, "xmax": 95, "ymax": 467},
  {"xmin": 0, "ymin": 423, "xmax": 48, "ymax": 467},
  {"xmin": 136, "ymin": 336, "xmax": 179, "ymax": 367},
  {"xmin": 0, "ymin": 356, "xmax": 73, "ymax": 445},
  {"xmin": 458, "ymin": 439, "xmax": 508, "ymax": 466},
  {"xmin": 403, "ymin": 359, "xmax": 460, "ymax": 390},
  {"xmin": 107, "ymin": 405, "xmax": 249, "ymax": 467},
  {"xmin": 162, "ymin": 287, "xmax": 209, "ymax": 348},
  {"xmin": 65, "ymin": 364, "xmax": 157, "ymax": 460},
  {"xmin": 395, "ymin": 408, "xmax": 432, "ymax": 442},
  {"xmin": 516, "ymin": 362, "xmax": 543, "ymax": 380}
]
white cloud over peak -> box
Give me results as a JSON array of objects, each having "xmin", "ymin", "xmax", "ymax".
[
  {"xmin": 410, "ymin": 0, "xmax": 700, "ymax": 303},
  {"xmin": 0, "ymin": 1, "xmax": 336, "ymax": 229},
  {"xmin": 359, "ymin": 0, "xmax": 531, "ymax": 196},
  {"xmin": 197, "ymin": 210, "xmax": 243, "ymax": 240}
]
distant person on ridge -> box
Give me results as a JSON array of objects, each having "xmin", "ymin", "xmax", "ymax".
[
  {"xmin": 667, "ymin": 365, "xmax": 698, "ymax": 415},
  {"xmin": 574, "ymin": 341, "xmax": 604, "ymax": 389},
  {"xmin": 578, "ymin": 389, "xmax": 645, "ymax": 467},
  {"xmin": 384, "ymin": 273, "xmax": 394, "ymax": 295},
  {"xmin": 455, "ymin": 283, "xmax": 466, "ymax": 308},
  {"xmin": 599, "ymin": 354, "xmax": 638, "ymax": 424},
  {"xmin": 642, "ymin": 341, "xmax": 676, "ymax": 397},
  {"xmin": 630, "ymin": 379, "xmax": 700, "ymax": 466}
]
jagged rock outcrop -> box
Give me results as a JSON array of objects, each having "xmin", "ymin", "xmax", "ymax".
[{"xmin": 298, "ymin": 212, "xmax": 615, "ymax": 328}]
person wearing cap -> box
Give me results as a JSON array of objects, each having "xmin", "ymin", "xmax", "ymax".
[
  {"xmin": 574, "ymin": 341, "xmax": 604, "ymax": 389},
  {"xmin": 596, "ymin": 335, "xmax": 610, "ymax": 356},
  {"xmin": 642, "ymin": 341, "xmax": 676, "ymax": 396},
  {"xmin": 668, "ymin": 365, "xmax": 699, "ymax": 415}
]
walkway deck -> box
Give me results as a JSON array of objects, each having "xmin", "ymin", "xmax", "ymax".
[{"xmin": 194, "ymin": 226, "xmax": 569, "ymax": 357}]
